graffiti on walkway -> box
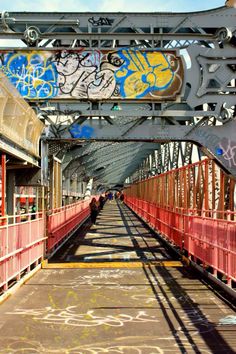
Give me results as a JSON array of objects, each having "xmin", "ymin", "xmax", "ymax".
[
  {"xmin": 76, "ymin": 268, "xmax": 137, "ymax": 281},
  {"xmin": 0, "ymin": 49, "xmax": 183, "ymax": 100},
  {"xmin": 6, "ymin": 307, "xmax": 159, "ymax": 327},
  {"xmin": 54, "ymin": 280, "xmax": 148, "ymax": 292},
  {"xmin": 59, "ymin": 268, "xmax": 144, "ymax": 290},
  {"xmin": 0, "ymin": 337, "xmax": 215, "ymax": 353},
  {"xmin": 51, "ymin": 268, "xmax": 147, "ymax": 291},
  {"xmin": 177, "ymin": 308, "xmax": 214, "ymax": 335},
  {"xmin": 131, "ymin": 293, "xmax": 191, "ymax": 305},
  {"xmin": 219, "ymin": 315, "xmax": 236, "ymax": 325},
  {"xmin": 0, "ymin": 338, "xmax": 167, "ymax": 353}
]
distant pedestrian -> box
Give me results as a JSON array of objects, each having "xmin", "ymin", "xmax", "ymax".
[
  {"xmin": 108, "ymin": 192, "xmax": 113, "ymax": 202},
  {"xmin": 89, "ymin": 198, "xmax": 98, "ymax": 224},
  {"xmin": 115, "ymin": 192, "xmax": 120, "ymax": 199},
  {"xmin": 31, "ymin": 204, "xmax": 36, "ymax": 220},
  {"xmin": 120, "ymin": 193, "xmax": 124, "ymax": 203},
  {"xmin": 99, "ymin": 195, "xmax": 105, "ymax": 210}
]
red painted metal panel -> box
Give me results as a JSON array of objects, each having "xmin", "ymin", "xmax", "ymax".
[
  {"xmin": 47, "ymin": 198, "xmax": 95, "ymax": 253},
  {"xmin": 1, "ymin": 155, "xmax": 6, "ymax": 217},
  {"xmin": 185, "ymin": 214, "xmax": 236, "ymax": 284},
  {"xmin": 0, "ymin": 214, "xmax": 45, "ymax": 291},
  {"xmin": 126, "ymin": 196, "xmax": 236, "ymax": 284},
  {"xmin": 125, "ymin": 159, "xmax": 236, "ymax": 287}
]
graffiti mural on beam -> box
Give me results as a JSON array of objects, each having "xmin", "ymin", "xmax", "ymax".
[
  {"xmin": 0, "ymin": 52, "xmax": 58, "ymax": 98},
  {"xmin": 0, "ymin": 49, "xmax": 183, "ymax": 100}
]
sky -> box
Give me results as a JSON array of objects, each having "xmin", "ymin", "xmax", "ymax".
[{"xmin": 0, "ymin": 0, "xmax": 225, "ymax": 12}]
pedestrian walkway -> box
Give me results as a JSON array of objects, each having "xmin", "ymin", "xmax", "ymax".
[
  {"xmin": 0, "ymin": 200, "xmax": 235, "ymax": 353},
  {"xmin": 49, "ymin": 200, "xmax": 175, "ymax": 264}
]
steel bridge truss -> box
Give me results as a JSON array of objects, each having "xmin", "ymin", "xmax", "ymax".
[{"xmin": 0, "ymin": 3, "xmax": 236, "ymax": 189}]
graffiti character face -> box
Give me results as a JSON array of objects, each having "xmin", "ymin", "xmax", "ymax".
[
  {"xmin": 79, "ymin": 51, "xmax": 101, "ymax": 68},
  {"xmin": 107, "ymin": 52, "xmax": 125, "ymax": 68},
  {"xmin": 54, "ymin": 52, "xmax": 79, "ymax": 76}
]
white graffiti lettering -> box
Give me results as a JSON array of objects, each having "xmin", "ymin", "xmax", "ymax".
[{"xmin": 6, "ymin": 307, "xmax": 160, "ymax": 327}]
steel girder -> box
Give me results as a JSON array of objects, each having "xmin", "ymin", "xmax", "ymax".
[
  {"xmin": 62, "ymin": 141, "xmax": 113, "ymax": 169},
  {"xmin": 62, "ymin": 142, "xmax": 159, "ymax": 187},
  {"xmin": 92, "ymin": 148, "xmax": 156, "ymax": 186},
  {"xmin": 62, "ymin": 142, "xmax": 134, "ymax": 176},
  {"xmin": 52, "ymin": 119, "xmax": 236, "ymax": 177},
  {"xmin": 80, "ymin": 142, "xmax": 138, "ymax": 165},
  {"xmin": 1, "ymin": 7, "xmax": 235, "ymax": 45},
  {"xmin": 0, "ymin": 5, "xmax": 236, "ymax": 185},
  {"xmin": 83, "ymin": 143, "xmax": 158, "ymax": 173}
]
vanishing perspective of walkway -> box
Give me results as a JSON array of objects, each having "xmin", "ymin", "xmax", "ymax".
[
  {"xmin": 50, "ymin": 200, "xmax": 173, "ymax": 263},
  {"xmin": 0, "ymin": 201, "xmax": 235, "ymax": 353}
]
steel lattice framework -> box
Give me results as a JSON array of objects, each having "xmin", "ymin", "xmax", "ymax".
[{"xmin": 0, "ymin": 2, "xmax": 235, "ymax": 189}]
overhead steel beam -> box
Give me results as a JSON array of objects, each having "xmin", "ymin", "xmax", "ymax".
[
  {"xmin": 0, "ymin": 32, "xmax": 219, "ymax": 42},
  {"xmin": 61, "ymin": 142, "xmax": 153, "ymax": 185},
  {"xmin": 2, "ymin": 7, "xmax": 235, "ymax": 38},
  {"xmin": 87, "ymin": 145, "xmax": 158, "ymax": 174},
  {"xmin": 96, "ymin": 155, "xmax": 154, "ymax": 185},
  {"xmin": 49, "ymin": 119, "xmax": 236, "ymax": 178},
  {"xmin": 80, "ymin": 142, "xmax": 146, "ymax": 165}
]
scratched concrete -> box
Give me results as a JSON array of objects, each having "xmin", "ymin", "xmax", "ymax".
[{"xmin": 0, "ymin": 201, "xmax": 235, "ymax": 353}]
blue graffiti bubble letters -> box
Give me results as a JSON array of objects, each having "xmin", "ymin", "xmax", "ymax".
[{"xmin": 0, "ymin": 52, "xmax": 58, "ymax": 98}]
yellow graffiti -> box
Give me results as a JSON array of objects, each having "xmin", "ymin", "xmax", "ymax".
[{"xmin": 115, "ymin": 50, "xmax": 174, "ymax": 98}]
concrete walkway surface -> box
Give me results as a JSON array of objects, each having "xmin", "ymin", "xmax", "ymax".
[{"xmin": 0, "ymin": 201, "xmax": 235, "ymax": 353}]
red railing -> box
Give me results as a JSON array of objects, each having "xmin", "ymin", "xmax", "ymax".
[
  {"xmin": 47, "ymin": 198, "xmax": 92, "ymax": 253},
  {"xmin": 0, "ymin": 197, "xmax": 96, "ymax": 292},
  {"xmin": 126, "ymin": 196, "xmax": 236, "ymax": 287},
  {"xmin": 0, "ymin": 213, "xmax": 45, "ymax": 291},
  {"xmin": 185, "ymin": 211, "xmax": 236, "ymax": 286}
]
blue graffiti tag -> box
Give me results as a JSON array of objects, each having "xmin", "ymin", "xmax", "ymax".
[
  {"xmin": 69, "ymin": 124, "xmax": 94, "ymax": 139},
  {"xmin": 0, "ymin": 52, "xmax": 58, "ymax": 98},
  {"xmin": 115, "ymin": 49, "xmax": 174, "ymax": 99}
]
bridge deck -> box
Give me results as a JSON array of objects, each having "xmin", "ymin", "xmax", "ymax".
[
  {"xmin": 50, "ymin": 200, "xmax": 175, "ymax": 264},
  {"xmin": 0, "ymin": 201, "xmax": 235, "ymax": 353}
]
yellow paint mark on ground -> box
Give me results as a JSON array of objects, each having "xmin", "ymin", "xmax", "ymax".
[{"xmin": 42, "ymin": 260, "xmax": 183, "ymax": 269}]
